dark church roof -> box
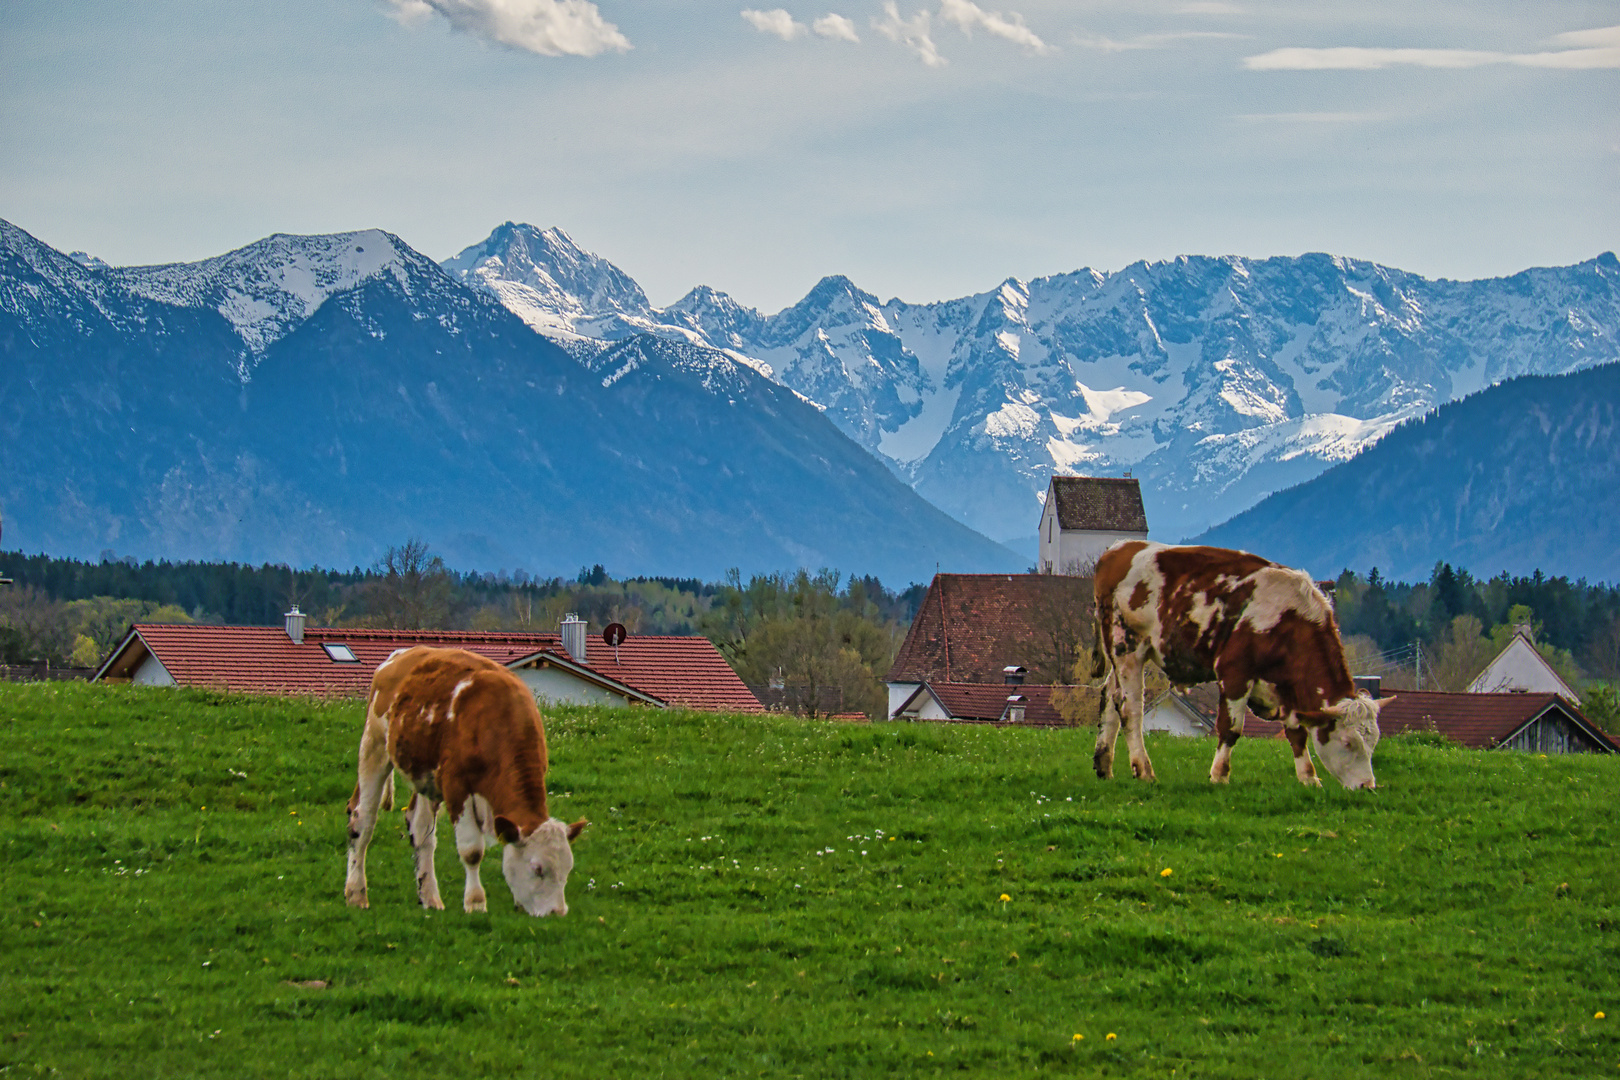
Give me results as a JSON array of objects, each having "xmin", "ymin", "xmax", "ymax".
[
  {"xmin": 886, "ymin": 573, "xmax": 1094, "ymax": 686},
  {"xmin": 1049, "ymin": 476, "xmax": 1148, "ymax": 532}
]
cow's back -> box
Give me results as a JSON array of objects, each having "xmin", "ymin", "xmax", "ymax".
[{"xmin": 370, "ymin": 647, "xmax": 549, "ymax": 809}]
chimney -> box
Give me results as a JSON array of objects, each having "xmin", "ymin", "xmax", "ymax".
[
  {"xmin": 560, "ymin": 613, "xmax": 587, "ymax": 664},
  {"xmin": 1003, "ymin": 665, "xmax": 1027, "ymax": 686},
  {"xmin": 284, "ymin": 605, "xmax": 306, "ymax": 645},
  {"xmin": 1004, "ymin": 694, "xmax": 1028, "ymax": 724},
  {"xmin": 1353, "ymin": 675, "xmax": 1381, "ymax": 698}
]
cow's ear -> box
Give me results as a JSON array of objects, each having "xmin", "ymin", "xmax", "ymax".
[
  {"xmin": 567, "ymin": 818, "xmax": 589, "ymax": 842},
  {"xmin": 493, "ymin": 815, "xmax": 523, "ymax": 844}
]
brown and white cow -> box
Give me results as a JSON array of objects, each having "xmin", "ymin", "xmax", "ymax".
[
  {"xmin": 1092, "ymin": 541, "xmax": 1387, "ymax": 789},
  {"xmin": 343, "ymin": 646, "xmax": 587, "ymax": 916}
]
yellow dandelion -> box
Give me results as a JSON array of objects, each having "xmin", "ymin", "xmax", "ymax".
[
  {"xmin": 999, "ymin": 893, "xmax": 1011, "ymax": 902},
  {"xmin": 1072, "ymin": 1033, "xmax": 1084, "ymax": 1042},
  {"xmin": 1105, "ymin": 1032, "xmax": 1117, "ymax": 1041},
  {"xmin": 1597, "ymin": 1011, "xmax": 1607, "ymax": 1020},
  {"xmin": 1160, "ymin": 868, "xmax": 1173, "ymax": 878}
]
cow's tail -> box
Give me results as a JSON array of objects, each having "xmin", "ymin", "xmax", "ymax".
[{"xmin": 1089, "ymin": 613, "xmax": 1109, "ymax": 681}]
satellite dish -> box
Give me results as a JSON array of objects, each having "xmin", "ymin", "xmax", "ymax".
[{"xmin": 603, "ymin": 623, "xmax": 628, "ymax": 647}]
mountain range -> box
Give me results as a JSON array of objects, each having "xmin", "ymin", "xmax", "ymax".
[
  {"xmin": 0, "ymin": 220, "xmax": 1021, "ymax": 583},
  {"xmin": 4, "ymin": 214, "xmax": 1618, "ymax": 584},
  {"xmin": 1196, "ymin": 361, "xmax": 1620, "ymax": 583},
  {"xmin": 444, "ymin": 223, "xmax": 1620, "ymax": 548}
]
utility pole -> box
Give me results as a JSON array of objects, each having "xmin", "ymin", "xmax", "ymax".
[{"xmin": 1414, "ymin": 640, "xmax": 1423, "ymax": 691}]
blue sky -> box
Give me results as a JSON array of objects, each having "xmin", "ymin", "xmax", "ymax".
[{"xmin": 2, "ymin": 0, "xmax": 1616, "ymax": 311}]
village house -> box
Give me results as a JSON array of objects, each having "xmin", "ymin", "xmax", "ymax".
[
  {"xmin": 1236, "ymin": 678, "xmax": 1614, "ymax": 754},
  {"xmin": 1037, "ymin": 475, "xmax": 1149, "ymax": 576},
  {"xmin": 1467, "ymin": 625, "xmax": 1580, "ymax": 698},
  {"xmin": 93, "ymin": 608, "xmax": 762, "ymax": 713}
]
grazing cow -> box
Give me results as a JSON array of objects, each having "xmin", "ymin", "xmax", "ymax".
[
  {"xmin": 1092, "ymin": 541, "xmax": 1387, "ymax": 789},
  {"xmin": 344, "ymin": 646, "xmax": 587, "ymax": 916}
]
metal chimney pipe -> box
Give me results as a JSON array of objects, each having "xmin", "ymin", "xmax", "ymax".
[
  {"xmin": 560, "ymin": 613, "xmax": 587, "ymax": 663},
  {"xmin": 285, "ymin": 605, "xmax": 306, "ymax": 645}
]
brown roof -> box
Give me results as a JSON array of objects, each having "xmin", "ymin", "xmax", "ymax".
[
  {"xmin": 900, "ymin": 682, "xmax": 1072, "ymax": 726},
  {"xmin": 886, "ymin": 573, "xmax": 1094, "ymax": 685},
  {"xmin": 1050, "ymin": 476, "xmax": 1148, "ymax": 532},
  {"xmin": 96, "ymin": 624, "xmax": 762, "ymax": 712},
  {"xmin": 1375, "ymin": 690, "xmax": 1614, "ymax": 751},
  {"xmin": 1179, "ymin": 685, "xmax": 1616, "ymax": 752}
]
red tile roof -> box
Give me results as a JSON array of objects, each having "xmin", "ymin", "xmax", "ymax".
[
  {"xmin": 1374, "ymin": 690, "xmax": 1613, "ymax": 751},
  {"xmin": 97, "ymin": 624, "xmax": 761, "ymax": 712},
  {"xmin": 887, "ymin": 574, "xmax": 1094, "ymax": 685},
  {"xmin": 1181, "ymin": 685, "xmax": 1616, "ymax": 752},
  {"xmin": 900, "ymin": 682, "xmax": 1073, "ymax": 726}
]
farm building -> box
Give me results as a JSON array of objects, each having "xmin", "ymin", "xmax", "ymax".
[
  {"xmin": 1036, "ymin": 475, "xmax": 1148, "ymax": 576},
  {"xmin": 891, "ymin": 682, "xmax": 1070, "ymax": 726},
  {"xmin": 884, "ymin": 573, "xmax": 1093, "ymax": 718},
  {"xmin": 1467, "ymin": 626, "xmax": 1580, "ymax": 698},
  {"xmin": 1239, "ymin": 685, "xmax": 1614, "ymax": 754},
  {"xmin": 93, "ymin": 610, "xmax": 762, "ymax": 712}
]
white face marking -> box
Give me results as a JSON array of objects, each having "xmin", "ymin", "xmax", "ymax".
[
  {"xmin": 377, "ymin": 648, "xmax": 408, "ymax": 671},
  {"xmin": 1313, "ymin": 695, "xmax": 1382, "ymax": 789},
  {"xmin": 502, "ymin": 818, "xmax": 577, "ymax": 917}
]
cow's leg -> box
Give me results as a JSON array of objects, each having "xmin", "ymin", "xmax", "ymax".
[
  {"xmin": 405, "ymin": 793, "xmax": 445, "ymax": 910},
  {"xmin": 453, "ymin": 803, "xmax": 488, "ymax": 914},
  {"xmin": 1209, "ymin": 694, "xmax": 1248, "ymax": 784},
  {"xmin": 1094, "ymin": 666, "xmax": 1124, "ymax": 779},
  {"xmin": 1118, "ymin": 653, "xmax": 1155, "ymax": 781},
  {"xmin": 1284, "ymin": 721, "xmax": 1322, "ymax": 787},
  {"xmin": 344, "ymin": 723, "xmax": 392, "ymax": 908}
]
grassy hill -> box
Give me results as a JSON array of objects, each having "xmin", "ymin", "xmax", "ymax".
[{"xmin": 3, "ymin": 684, "xmax": 1617, "ymax": 1078}]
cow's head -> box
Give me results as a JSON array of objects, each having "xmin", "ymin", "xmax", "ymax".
[
  {"xmin": 1313, "ymin": 693, "xmax": 1388, "ymax": 790},
  {"xmin": 494, "ymin": 816, "xmax": 588, "ymax": 917}
]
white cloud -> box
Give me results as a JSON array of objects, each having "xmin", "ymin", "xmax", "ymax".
[
  {"xmin": 741, "ymin": 9, "xmax": 807, "ymax": 41},
  {"xmin": 1244, "ymin": 24, "xmax": 1620, "ymax": 71},
  {"xmin": 385, "ymin": 0, "xmax": 630, "ymax": 57},
  {"xmin": 813, "ymin": 14, "xmax": 861, "ymax": 43},
  {"xmin": 938, "ymin": 0, "xmax": 1051, "ymax": 55},
  {"xmin": 1176, "ymin": 1, "xmax": 1243, "ymax": 12},
  {"xmin": 875, "ymin": 3, "xmax": 946, "ymax": 67}
]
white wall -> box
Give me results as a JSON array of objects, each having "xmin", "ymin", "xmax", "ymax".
[
  {"xmin": 887, "ymin": 682, "xmax": 921, "ymax": 719},
  {"xmin": 132, "ymin": 653, "xmax": 176, "ymax": 687},
  {"xmin": 513, "ymin": 666, "xmax": 632, "ymax": 708}
]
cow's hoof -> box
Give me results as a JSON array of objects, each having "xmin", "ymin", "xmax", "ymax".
[
  {"xmin": 1209, "ymin": 772, "xmax": 1230, "ymax": 784},
  {"xmin": 345, "ymin": 891, "xmax": 369, "ymax": 909},
  {"xmin": 464, "ymin": 894, "xmax": 487, "ymax": 914},
  {"xmin": 420, "ymin": 896, "xmax": 445, "ymax": 910}
]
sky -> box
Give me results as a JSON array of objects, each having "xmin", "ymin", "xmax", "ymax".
[{"xmin": 2, "ymin": 0, "xmax": 1617, "ymax": 312}]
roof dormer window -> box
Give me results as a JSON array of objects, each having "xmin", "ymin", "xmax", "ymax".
[{"xmin": 322, "ymin": 643, "xmax": 359, "ymax": 663}]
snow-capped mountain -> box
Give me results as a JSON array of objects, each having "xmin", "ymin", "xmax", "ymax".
[
  {"xmin": 0, "ymin": 219, "xmax": 1021, "ymax": 582},
  {"xmin": 447, "ymin": 225, "xmax": 1620, "ymax": 547}
]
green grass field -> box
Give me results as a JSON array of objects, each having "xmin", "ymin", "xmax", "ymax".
[{"xmin": 3, "ymin": 682, "xmax": 1617, "ymax": 1078}]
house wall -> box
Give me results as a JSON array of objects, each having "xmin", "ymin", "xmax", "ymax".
[
  {"xmin": 1143, "ymin": 697, "xmax": 1207, "ymax": 737},
  {"xmin": 897, "ymin": 695, "xmax": 953, "ymax": 722},
  {"xmin": 1036, "ymin": 499, "xmax": 1145, "ymax": 574},
  {"xmin": 887, "ymin": 682, "xmax": 921, "ymax": 719},
  {"xmin": 1468, "ymin": 637, "xmax": 1578, "ymax": 698},
  {"xmin": 512, "ymin": 666, "xmax": 631, "ymax": 709},
  {"xmin": 1501, "ymin": 714, "xmax": 1606, "ymax": 754},
  {"xmin": 132, "ymin": 653, "xmax": 176, "ymax": 687}
]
